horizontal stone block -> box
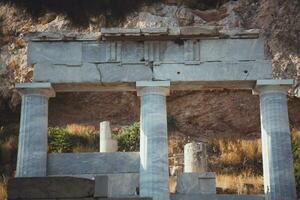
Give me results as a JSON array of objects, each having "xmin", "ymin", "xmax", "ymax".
[
  {"xmin": 171, "ymin": 194, "xmax": 265, "ymax": 200},
  {"xmin": 34, "ymin": 61, "xmax": 271, "ymax": 84},
  {"xmin": 100, "ymin": 64, "xmax": 152, "ymax": 82},
  {"xmin": 33, "ymin": 63, "xmax": 101, "ymax": 82},
  {"xmin": 180, "ymin": 26, "xmax": 219, "ymax": 36},
  {"xmin": 94, "ymin": 176, "xmax": 109, "ymax": 197},
  {"xmin": 47, "ymin": 152, "xmax": 139, "ymax": 176},
  {"xmin": 176, "ymin": 172, "xmax": 216, "ymax": 194},
  {"xmin": 122, "ymin": 42, "xmax": 144, "ymax": 63},
  {"xmin": 200, "ymin": 39, "xmax": 265, "ymax": 61},
  {"xmin": 153, "ymin": 60, "xmax": 272, "ymax": 81},
  {"xmin": 28, "ymin": 38, "xmax": 266, "ymax": 67},
  {"xmin": 8, "ymin": 177, "xmax": 94, "ymax": 199},
  {"xmin": 82, "ymin": 42, "xmax": 107, "ymax": 63},
  {"xmin": 28, "ymin": 42, "xmax": 82, "ymax": 65},
  {"xmin": 107, "ymin": 173, "xmax": 139, "ymax": 197}
]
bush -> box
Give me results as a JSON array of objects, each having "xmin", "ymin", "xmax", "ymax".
[
  {"xmin": 167, "ymin": 115, "xmax": 177, "ymax": 132},
  {"xmin": 0, "ymin": 125, "xmax": 19, "ymax": 175},
  {"xmin": 48, "ymin": 127, "xmax": 72, "ymax": 153},
  {"xmin": 116, "ymin": 122, "xmax": 140, "ymax": 152}
]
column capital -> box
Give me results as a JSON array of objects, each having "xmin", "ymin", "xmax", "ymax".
[
  {"xmin": 16, "ymin": 82, "xmax": 56, "ymax": 98},
  {"xmin": 253, "ymin": 79, "xmax": 294, "ymax": 95},
  {"xmin": 136, "ymin": 81, "xmax": 170, "ymax": 96}
]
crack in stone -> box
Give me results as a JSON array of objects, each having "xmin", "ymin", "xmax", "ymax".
[
  {"xmin": 95, "ymin": 64, "xmax": 103, "ymax": 83},
  {"xmin": 148, "ymin": 61, "xmax": 155, "ymax": 81}
]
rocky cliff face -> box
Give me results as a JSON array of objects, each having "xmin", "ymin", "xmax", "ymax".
[{"xmin": 0, "ymin": 0, "xmax": 299, "ymax": 138}]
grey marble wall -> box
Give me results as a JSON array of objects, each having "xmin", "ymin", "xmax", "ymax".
[{"xmin": 47, "ymin": 152, "xmax": 139, "ymax": 175}]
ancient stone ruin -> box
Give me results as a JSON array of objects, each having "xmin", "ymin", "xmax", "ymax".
[{"xmin": 8, "ymin": 26, "xmax": 297, "ymax": 200}]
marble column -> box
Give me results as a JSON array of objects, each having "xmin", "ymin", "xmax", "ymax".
[
  {"xmin": 16, "ymin": 83, "xmax": 55, "ymax": 177},
  {"xmin": 137, "ymin": 81, "xmax": 170, "ymax": 200},
  {"xmin": 100, "ymin": 121, "xmax": 118, "ymax": 152},
  {"xmin": 255, "ymin": 80, "xmax": 297, "ymax": 200},
  {"xmin": 184, "ymin": 142, "xmax": 207, "ymax": 173}
]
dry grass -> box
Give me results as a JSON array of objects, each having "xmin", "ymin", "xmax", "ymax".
[
  {"xmin": 72, "ymin": 145, "xmax": 98, "ymax": 153},
  {"xmin": 216, "ymin": 173, "xmax": 263, "ymax": 194},
  {"xmin": 65, "ymin": 124, "xmax": 99, "ymax": 152},
  {"xmin": 208, "ymin": 138, "xmax": 263, "ymax": 175},
  {"xmin": 211, "ymin": 138, "xmax": 262, "ymax": 165},
  {"xmin": 292, "ymin": 130, "xmax": 300, "ymax": 140},
  {"xmin": 0, "ymin": 176, "xmax": 7, "ymax": 200},
  {"xmin": 66, "ymin": 124, "xmax": 97, "ymax": 136}
]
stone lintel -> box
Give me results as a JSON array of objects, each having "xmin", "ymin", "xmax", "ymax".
[
  {"xmin": 49, "ymin": 81, "xmax": 256, "ymax": 92},
  {"xmin": 136, "ymin": 81, "xmax": 170, "ymax": 96},
  {"xmin": 27, "ymin": 26, "xmax": 260, "ymax": 41},
  {"xmin": 16, "ymin": 82, "xmax": 55, "ymax": 97},
  {"xmin": 253, "ymin": 79, "xmax": 294, "ymax": 95}
]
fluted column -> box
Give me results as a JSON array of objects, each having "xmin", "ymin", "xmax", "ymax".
[
  {"xmin": 255, "ymin": 80, "xmax": 297, "ymax": 200},
  {"xmin": 137, "ymin": 81, "xmax": 170, "ymax": 200},
  {"xmin": 16, "ymin": 83, "xmax": 55, "ymax": 177}
]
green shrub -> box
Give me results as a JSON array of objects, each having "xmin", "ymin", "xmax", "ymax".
[
  {"xmin": 48, "ymin": 127, "xmax": 72, "ymax": 153},
  {"xmin": 0, "ymin": 124, "xmax": 19, "ymax": 175},
  {"xmin": 116, "ymin": 122, "xmax": 140, "ymax": 152},
  {"xmin": 167, "ymin": 115, "xmax": 177, "ymax": 132}
]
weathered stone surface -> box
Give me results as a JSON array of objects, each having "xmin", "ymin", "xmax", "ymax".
[
  {"xmin": 180, "ymin": 26, "xmax": 219, "ymax": 36},
  {"xmin": 29, "ymin": 38, "xmax": 266, "ymax": 65},
  {"xmin": 30, "ymin": 37, "xmax": 271, "ymax": 86},
  {"xmin": 101, "ymin": 28, "xmax": 141, "ymax": 36},
  {"xmin": 100, "ymin": 64, "xmax": 152, "ymax": 82},
  {"xmin": 82, "ymin": 42, "xmax": 107, "ymax": 63},
  {"xmin": 107, "ymin": 173, "xmax": 139, "ymax": 197},
  {"xmin": 184, "ymin": 142, "xmax": 207, "ymax": 173},
  {"xmin": 94, "ymin": 176, "xmax": 109, "ymax": 197},
  {"xmin": 34, "ymin": 61, "xmax": 271, "ymax": 84},
  {"xmin": 176, "ymin": 172, "xmax": 216, "ymax": 194},
  {"xmin": 122, "ymin": 42, "xmax": 144, "ymax": 63},
  {"xmin": 28, "ymin": 42, "xmax": 82, "ymax": 65},
  {"xmin": 199, "ymin": 39, "xmax": 265, "ymax": 61},
  {"xmin": 100, "ymin": 121, "xmax": 118, "ymax": 152},
  {"xmin": 171, "ymin": 194, "xmax": 265, "ymax": 200},
  {"xmin": 153, "ymin": 61, "xmax": 272, "ymax": 81},
  {"xmin": 8, "ymin": 177, "xmax": 94, "ymax": 199},
  {"xmin": 11, "ymin": 198, "xmax": 151, "ymax": 200},
  {"xmin": 47, "ymin": 152, "xmax": 139, "ymax": 176},
  {"xmin": 160, "ymin": 41, "xmax": 184, "ymax": 62},
  {"xmin": 141, "ymin": 27, "xmax": 168, "ymax": 35},
  {"xmin": 103, "ymin": 198, "xmax": 151, "ymax": 200},
  {"xmin": 33, "ymin": 63, "xmax": 101, "ymax": 82},
  {"xmin": 26, "ymin": 32, "xmax": 101, "ymax": 41}
]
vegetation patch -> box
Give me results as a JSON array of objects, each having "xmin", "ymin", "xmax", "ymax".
[
  {"xmin": 0, "ymin": 123, "xmax": 299, "ymax": 196},
  {"xmin": 116, "ymin": 122, "xmax": 140, "ymax": 152}
]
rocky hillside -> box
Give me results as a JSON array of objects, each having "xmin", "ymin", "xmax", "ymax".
[{"xmin": 0, "ymin": 0, "xmax": 300, "ymax": 139}]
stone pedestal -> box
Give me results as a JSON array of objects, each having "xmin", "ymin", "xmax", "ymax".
[
  {"xmin": 100, "ymin": 121, "xmax": 118, "ymax": 152},
  {"xmin": 15, "ymin": 83, "xmax": 55, "ymax": 177},
  {"xmin": 184, "ymin": 142, "xmax": 207, "ymax": 173},
  {"xmin": 176, "ymin": 172, "xmax": 216, "ymax": 194},
  {"xmin": 255, "ymin": 80, "xmax": 297, "ymax": 200},
  {"xmin": 137, "ymin": 81, "xmax": 170, "ymax": 200}
]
